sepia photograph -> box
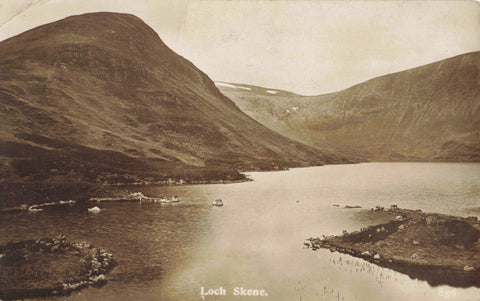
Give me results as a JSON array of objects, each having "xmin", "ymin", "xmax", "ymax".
[{"xmin": 0, "ymin": 0, "xmax": 479, "ymax": 300}]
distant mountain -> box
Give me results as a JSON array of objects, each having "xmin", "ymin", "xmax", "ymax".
[
  {"xmin": 0, "ymin": 12, "xmax": 349, "ymax": 207},
  {"xmin": 218, "ymin": 52, "xmax": 480, "ymax": 162}
]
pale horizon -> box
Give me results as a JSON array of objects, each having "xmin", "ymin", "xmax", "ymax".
[{"xmin": 0, "ymin": 0, "xmax": 478, "ymax": 95}]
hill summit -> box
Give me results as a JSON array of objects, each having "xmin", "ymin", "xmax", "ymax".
[{"xmin": 0, "ymin": 12, "xmax": 348, "ymax": 207}]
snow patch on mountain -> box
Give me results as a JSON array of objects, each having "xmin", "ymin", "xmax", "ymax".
[{"xmin": 215, "ymin": 82, "xmax": 251, "ymax": 90}]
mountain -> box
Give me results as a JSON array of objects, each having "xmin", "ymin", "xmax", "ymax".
[
  {"xmin": 217, "ymin": 52, "xmax": 480, "ymax": 162},
  {"xmin": 0, "ymin": 12, "xmax": 349, "ymax": 208}
]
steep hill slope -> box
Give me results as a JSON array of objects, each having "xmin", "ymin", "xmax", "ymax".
[
  {"xmin": 0, "ymin": 12, "xmax": 348, "ymax": 207},
  {"xmin": 218, "ymin": 52, "xmax": 480, "ymax": 161}
]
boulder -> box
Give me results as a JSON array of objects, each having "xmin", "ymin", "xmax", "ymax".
[
  {"xmin": 466, "ymin": 216, "xmax": 478, "ymax": 223},
  {"xmin": 88, "ymin": 248, "xmax": 99, "ymax": 258},
  {"xmin": 426, "ymin": 216, "xmax": 435, "ymax": 225},
  {"xmin": 88, "ymin": 206, "xmax": 101, "ymax": 213}
]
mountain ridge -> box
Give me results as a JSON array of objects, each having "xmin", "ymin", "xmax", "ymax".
[{"xmin": 217, "ymin": 51, "xmax": 480, "ymax": 162}]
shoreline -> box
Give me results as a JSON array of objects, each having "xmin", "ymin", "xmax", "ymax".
[
  {"xmin": 306, "ymin": 207, "xmax": 480, "ymax": 287},
  {"xmin": 0, "ymin": 178, "xmax": 252, "ymax": 215}
]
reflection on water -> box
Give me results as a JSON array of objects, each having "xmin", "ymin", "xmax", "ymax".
[{"xmin": 1, "ymin": 163, "xmax": 479, "ymax": 300}]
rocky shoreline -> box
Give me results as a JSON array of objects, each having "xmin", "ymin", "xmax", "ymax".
[
  {"xmin": 0, "ymin": 200, "xmax": 78, "ymax": 214},
  {"xmin": 0, "ymin": 235, "xmax": 115, "ymax": 300},
  {"xmin": 0, "ymin": 178, "xmax": 250, "ymax": 214},
  {"xmin": 306, "ymin": 207, "xmax": 480, "ymax": 287},
  {"xmin": 0, "ymin": 190, "xmax": 191, "ymax": 215}
]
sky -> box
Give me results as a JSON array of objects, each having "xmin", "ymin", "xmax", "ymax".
[{"xmin": 0, "ymin": 0, "xmax": 478, "ymax": 95}]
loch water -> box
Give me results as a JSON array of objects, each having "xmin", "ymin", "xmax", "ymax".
[{"xmin": 1, "ymin": 163, "xmax": 480, "ymax": 300}]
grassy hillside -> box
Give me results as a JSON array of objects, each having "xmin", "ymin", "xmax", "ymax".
[{"xmin": 0, "ymin": 12, "xmax": 350, "ymax": 208}]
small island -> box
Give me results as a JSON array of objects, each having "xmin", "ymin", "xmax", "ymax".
[
  {"xmin": 306, "ymin": 206, "xmax": 480, "ymax": 287},
  {"xmin": 0, "ymin": 235, "xmax": 115, "ymax": 300}
]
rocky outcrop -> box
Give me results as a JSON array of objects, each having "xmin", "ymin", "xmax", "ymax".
[{"xmin": 0, "ymin": 235, "xmax": 115, "ymax": 300}]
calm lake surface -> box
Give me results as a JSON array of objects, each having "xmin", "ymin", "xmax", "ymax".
[{"xmin": 1, "ymin": 163, "xmax": 480, "ymax": 300}]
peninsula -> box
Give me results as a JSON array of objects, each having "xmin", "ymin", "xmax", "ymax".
[{"xmin": 306, "ymin": 207, "xmax": 480, "ymax": 287}]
